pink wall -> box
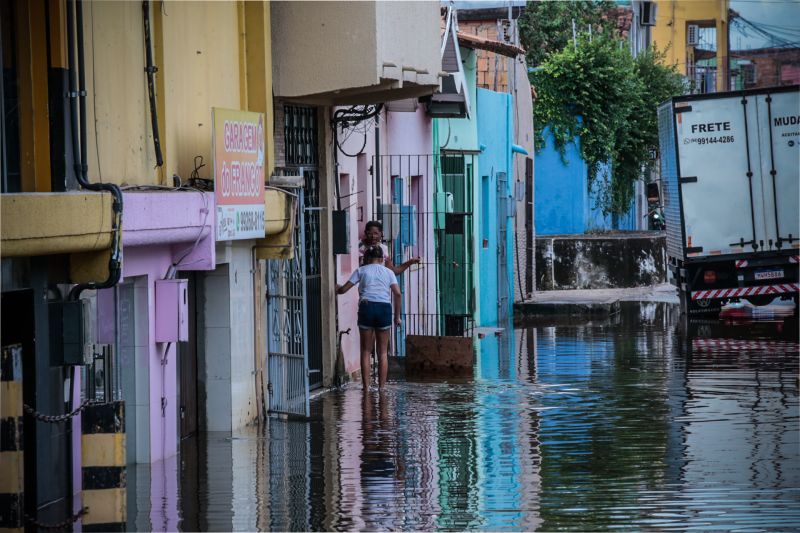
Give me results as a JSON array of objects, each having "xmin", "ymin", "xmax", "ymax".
[
  {"xmin": 335, "ymin": 106, "xmax": 434, "ymax": 374},
  {"xmin": 385, "ymin": 109, "xmax": 437, "ymax": 340},
  {"xmin": 97, "ymin": 191, "xmax": 215, "ymax": 462}
]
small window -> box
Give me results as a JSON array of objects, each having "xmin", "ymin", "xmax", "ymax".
[{"xmin": 639, "ymin": 1, "xmax": 657, "ymax": 26}]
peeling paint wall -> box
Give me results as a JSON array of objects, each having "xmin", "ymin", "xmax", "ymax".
[{"xmin": 535, "ymin": 234, "xmax": 667, "ymax": 290}]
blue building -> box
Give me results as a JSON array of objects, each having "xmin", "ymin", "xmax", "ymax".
[
  {"xmin": 534, "ymin": 129, "xmax": 639, "ymax": 236},
  {"xmin": 476, "ymin": 88, "xmax": 516, "ymax": 329}
]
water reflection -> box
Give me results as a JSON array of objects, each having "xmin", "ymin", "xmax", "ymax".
[{"xmin": 128, "ymin": 302, "xmax": 798, "ymax": 531}]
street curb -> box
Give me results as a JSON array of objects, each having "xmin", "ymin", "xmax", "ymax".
[{"xmin": 514, "ymin": 299, "xmax": 621, "ymax": 319}]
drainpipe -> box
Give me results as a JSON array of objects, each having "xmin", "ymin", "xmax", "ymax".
[
  {"xmin": 374, "ymin": 118, "xmax": 381, "ymax": 221},
  {"xmin": 142, "ymin": 1, "xmax": 164, "ymax": 167},
  {"xmin": 59, "ymin": 1, "xmax": 124, "ymax": 523},
  {"xmin": 67, "ymin": 0, "xmax": 124, "ymax": 302}
]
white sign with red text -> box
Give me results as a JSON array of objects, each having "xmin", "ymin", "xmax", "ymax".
[{"xmin": 213, "ymin": 108, "xmax": 266, "ymax": 240}]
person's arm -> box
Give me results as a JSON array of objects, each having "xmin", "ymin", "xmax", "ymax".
[
  {"xmin": 336, "ymin": 269, "xmax": 360, "ymax": 295},
  {"xmin": 391, "ymin": 283, "xmax": 401, "ymax": 325},
  {"xmin": 335, "ymin": 281, "xmax": 355, "ymax": 295},
  {"xmin": 386, "ymin": 256, "xmax": 421, "ymax": 275}
]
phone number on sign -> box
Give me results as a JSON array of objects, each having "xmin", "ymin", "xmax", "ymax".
[{"xmin": 684, "ymin": 135, "xmax": 735, "ymax": 145}]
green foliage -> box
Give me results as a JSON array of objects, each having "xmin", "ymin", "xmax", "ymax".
[
  {"xmin": 531, "ymin": 36, "xmax": 685, "ymax": 216},
  {"xmin": 518, "ymin": 0, "xmax": 617, "ymax": 68}
]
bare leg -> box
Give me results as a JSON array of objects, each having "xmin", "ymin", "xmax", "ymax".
[
  {"xmin": 375, "ymin": 328, "xmax": 390, "ymax": 388},
  {"xmin": 359, "ymin": 328, "xmax": 375, "ymax": 389}
]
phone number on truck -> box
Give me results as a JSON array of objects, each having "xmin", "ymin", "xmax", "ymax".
[{"xmin": 684, "ymin": 135, "xmax": 735, "ymax": 145}]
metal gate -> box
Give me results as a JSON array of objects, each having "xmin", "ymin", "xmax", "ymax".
[
  {"xmin": 437, "ymin": 153, "xmax": 476, "ymax": 336},
  {"xmin": 373, "ymin": 155, "xmax": 438, "ymax": 354},
  {"xmin": 497, "ymin": 172, "xmax": 509, "ymax": 330},
  {"xmin": 370, "ymin": 154, "xmax": 475, "ymax": 355},
  {"xmin": 266, "ymin": 183, "xmax": 310, "ymax": 417},
  {"xmin": 284, "ymin": 105, "xmax": 323, "ymax": 389}
]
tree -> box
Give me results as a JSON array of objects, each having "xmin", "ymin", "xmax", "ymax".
[
  {"xmin": 531, "ymin": 35, "xmax": 685, "ymax": 216},
  {"xmin": 518, "ymin": 0, "xmax": 617, "ymax": 68}
]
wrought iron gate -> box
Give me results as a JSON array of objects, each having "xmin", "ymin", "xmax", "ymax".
[
  {"xmin": 284, "ymin": 105, "xmax": 323, "ymax": 389},
  {"xmin": 497, "ymin": 172, "xmax": 510, "ymax": 330},
  {"xmin": 266, "ymin": 184, "xmax": 310, "ymax": 417}
]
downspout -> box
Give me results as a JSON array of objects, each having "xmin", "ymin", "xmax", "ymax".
[
  {"xmin": 374, "ymin": 117, "xmax": 381, "ymax": 221},
  {"xmin": 67, "ymin": 0, "xmax": 124, "ymax": 302},
  {"xmin": 61, "ymin": 0, "xmax": 124, "ymax": 523}
]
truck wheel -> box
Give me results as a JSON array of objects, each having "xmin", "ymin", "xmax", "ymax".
[{"xmin": 680, "ymin": 292, "xmax": 722, "ymax": 318}]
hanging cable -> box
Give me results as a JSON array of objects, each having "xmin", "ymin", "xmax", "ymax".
[
  {"xmin": 142, "ymin": 1, "xmax": 164, "ymax": 167},
  {"xmin": 331, "ymin": 104, "xmax": 383, "ymax": 209},
  {"xmin": 67, "ymin": 0, "xmax": 124, "ymax": 301}
]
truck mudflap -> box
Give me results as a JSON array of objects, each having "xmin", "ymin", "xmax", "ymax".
[{"xmin": 691, "ymin": 282, "xmax": 799, "ymax": 301}]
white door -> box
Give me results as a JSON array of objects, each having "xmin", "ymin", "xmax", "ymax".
[
  {"xmin": 754, "ymin": 91, "xmax": 800, "ymax": 252},
  {"xmin": 676, "ymin": 94, "xmax": 763, "ymax": 256}
]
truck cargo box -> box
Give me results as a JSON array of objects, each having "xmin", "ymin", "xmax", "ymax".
[{"xmin": 658, "ymin": 86, "xmax": 799, "ymax": 262}]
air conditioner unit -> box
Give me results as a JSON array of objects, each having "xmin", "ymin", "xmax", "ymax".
[
  {"xmin": 687, "ymin": 24, "xmax": 699, "ymax": 46},
  {"xmin": 639, "ymin": 1, "xmax": 657, "ymax": 26}
]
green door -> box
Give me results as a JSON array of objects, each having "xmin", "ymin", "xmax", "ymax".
[{"xmin": 436, "ymin": 154, "xmax": 474, "ymax": 336}]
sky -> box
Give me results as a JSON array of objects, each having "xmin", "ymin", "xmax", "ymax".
[{"xmin": 729, "ymin": 0, "xmax": 800, "ymax": 50}]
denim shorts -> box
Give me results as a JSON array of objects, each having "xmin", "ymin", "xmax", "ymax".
[{"xmin": 358, "ymin": 300, "xmax": 392, "ymax": 330}]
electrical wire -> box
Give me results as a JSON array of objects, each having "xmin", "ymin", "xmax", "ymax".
[{"xmin": 336, "ymin": 125, "xmax": 368, "ymax": 157}]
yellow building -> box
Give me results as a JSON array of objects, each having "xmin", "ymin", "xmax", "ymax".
[
  {"xmin": 652, "ymin": 0, "xmax": 730, "ymax": 92},
  {"xmin": 2, "ymin": 1, "xmax": 275, "ymax": 525}
]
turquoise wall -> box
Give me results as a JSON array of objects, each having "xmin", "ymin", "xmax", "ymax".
[
  {"xmin": 476, "ymin": 88, "xmax": 514, "ymax": 327},
  {"xmin": 433, "ymin": 48, "xmax": 482, "ymax": 327}
]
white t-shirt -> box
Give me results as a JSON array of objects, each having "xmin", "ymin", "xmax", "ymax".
[{"xmin": 348, "ymin": 263, "xmax": 398, "ymax": 304}]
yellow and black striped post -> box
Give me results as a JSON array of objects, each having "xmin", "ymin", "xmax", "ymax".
[
  {"xmin": 81, "ymin": 401, "xmax": 126, "ymax": 531},
  {"xmin": 0, "ymin": 344, "xmax": 24, "ymax": 533}
]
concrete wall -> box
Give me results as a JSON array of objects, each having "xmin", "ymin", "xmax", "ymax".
[
  {"xmin": 202, "ymin": 242, "xmax": 259, "ymax": 432},
  {"xmin": 84, "ymin": 1, "xmax": 274, "ymax": 185},
  {"xmin": 535, "ymin": 233, "xmax": 667, "ymax": 290},
  {"xmin": 376, "ymin": 1, "xmax": 441, "ymax": 84},
  {"xmin": 272, "ymin": 1, "xmax": 440, "ymax": 102},
  {"xmin": 83, "ymin": 1, "xmax": 155, "ymax": 185},
  {"xmin": 272, "ymin": 2, "xmax": 378, "ymax": 98}
]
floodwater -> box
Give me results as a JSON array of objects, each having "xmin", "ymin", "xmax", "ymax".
[{"xmin": 128, "ymin": 302, "xmax": 800, "ymax": 531}]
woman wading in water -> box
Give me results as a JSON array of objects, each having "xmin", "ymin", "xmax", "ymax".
[{"xmin": 336, "ymin": 245, "xmax": 401, "ymax": 389}]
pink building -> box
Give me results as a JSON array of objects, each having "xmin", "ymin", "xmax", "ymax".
[
  {"xmin": 96, "ymin": 191, "xmax": 215, "ymax": 463},
  {"xmin": 335, "ymin": 105, "xmax": 437, "ymax": 376}
]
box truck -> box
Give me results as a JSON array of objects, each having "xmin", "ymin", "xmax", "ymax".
[{"xmin": 657, "ymin": 85, "xmax": 799, "ymax": 316}]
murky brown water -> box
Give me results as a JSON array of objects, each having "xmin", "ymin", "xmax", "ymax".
[{"xmin": 127, "ymin": 302, "xmax": 800, "ymax": 531}]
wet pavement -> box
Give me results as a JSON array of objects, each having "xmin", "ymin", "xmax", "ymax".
[{"xmin": 128, "ymin": 302, "xmax": 799, "ymax": 531}]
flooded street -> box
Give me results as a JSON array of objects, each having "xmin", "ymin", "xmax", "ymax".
[{"xmin": 128, "ymin": 303, "xmax": 799, "ymax": 531}]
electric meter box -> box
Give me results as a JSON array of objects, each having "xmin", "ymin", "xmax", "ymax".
[
  {"xmin": 49, "ymin": 300, "xmax": 91, "ymax": 366},
  {"xmin": 155, "ymin": 279, "xmax": 189, "ymax": 343}
]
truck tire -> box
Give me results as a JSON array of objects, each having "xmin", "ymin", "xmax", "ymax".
[{"xmin": 680, "ymin": 291, "xmax": 722, "ymax": 318}]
